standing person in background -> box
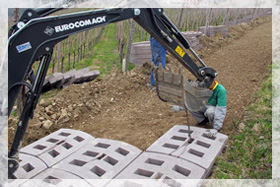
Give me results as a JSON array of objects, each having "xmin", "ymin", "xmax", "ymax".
[{"xmin": 147, "ymin": 36, "xmax": 166, "ymax": 90}]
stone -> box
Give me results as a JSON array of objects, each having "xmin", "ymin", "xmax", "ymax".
[
  {"xmin": 39, "ymin": 99, "xmax": 52, "ymax": 107},
  {"xmin": 238, "ymin": 123, "xmax": 246, "ymax": 132},
  {"xmin": 68, "ymin": 105, "xmax": 73, "ymax": 111},
  {"xmin": 34, "ymin": 113, "xmax": 40, "ymax": 118},
  {"xmin": 252, "ymin": 124, "xmax": 259, "ymax": 132},
  {"xmin": 42, "ymin": 120, "xmax": 53, "ymax": 129},
  {"xmin": 51, "ymin": 114, "xmax": 57, "ymax": 120},
  {"xmin": 57, "ymin": 108, "xmax": 70, "ymax": 124},
  {"xmin": 8, "ymin": 118, "xmax": 15, "ymax": 124},
  {"xmin": 39, "ymin": 117, "xmax": 45, "ymax": 121},
  {"xmin": 45, "ymin": 106, "xmax": 53, "ymax": 116},
  {"xmin": 29, "ymin": 122, "xmax": 42, "ymax": 128},
  {"xmin": 74, "ymin": 113, "xmax": 79, "ymax": 119}
]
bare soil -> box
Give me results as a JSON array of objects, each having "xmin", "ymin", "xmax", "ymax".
[{"xmin": 8, "ymin": 16, "xmax": 272, "ymax": 152}]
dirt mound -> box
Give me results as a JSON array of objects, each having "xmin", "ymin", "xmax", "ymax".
[
  {"xmin": 9, "ymin": 64, "xmax": 152, "ymax": 147},
  {"xmin": 8, "ymin": 16, "xmax": 272, "ymax": 151}
]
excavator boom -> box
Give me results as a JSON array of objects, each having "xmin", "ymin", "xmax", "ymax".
[{"xmin": 7, "ymin": 8, "xmax": 217, "ymax": 178}]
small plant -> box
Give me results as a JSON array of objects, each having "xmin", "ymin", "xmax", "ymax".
[
  {"xmin": 38, "ymin": 89, "xmax": 61, "ymax": 104},
  {"xmin": 128, "ymin": 63, "xmax": 135, "ymax": 71},
  {"xmin": 10, "ymin": 108, "xmax": 17, "ymax": 117}
]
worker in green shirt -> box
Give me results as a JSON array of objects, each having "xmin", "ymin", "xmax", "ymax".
[{"xmin": 171, "ymin": 79, "xmax": 227, "ymax": 137}]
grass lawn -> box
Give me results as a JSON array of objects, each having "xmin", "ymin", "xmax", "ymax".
[{"xmin": 212, "ymin": 68, "xmax": 272, "ymax": 179}]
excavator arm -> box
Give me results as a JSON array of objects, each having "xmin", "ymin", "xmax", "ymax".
[{"xmin": 7, "ymin": 8, "xmax": 217, "ymax": 178}]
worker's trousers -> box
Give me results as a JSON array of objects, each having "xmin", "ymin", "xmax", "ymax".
[
  {"xmin": 190, "ymin": 105, "xmax": 215, "ymax": 127},
  {"xmin": 150, "ymin": 36, "xmax": 166, "ymax": 86}
]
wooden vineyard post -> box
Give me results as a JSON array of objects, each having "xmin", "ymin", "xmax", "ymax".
[
  {"xmin": 80, "ymin": 45, "xmax": 82, "ymax": 60},
  {"xmin": 13, "ymin": 8, "xmax": 19, "ymax": 23},
  {"xmin": 52, "ymin": 59, "xmax": 55, "ymax": 74},
  {"xmin": 198, "ymin": 9, "xmax": 205, "ymax": 30},
  {"xmin": 68, "ymin": 38, "xmax": 72, "ymax": 71},
  {"xmin": 61, "ymin": 56, "xmax": 64, "ymax": 73},
  {"xmin": 93, "ymin": 28, "xmax": 98, "ymax": 46},
  {"xmin": 125, "ymin": 19, "xmax": 135, "ymax": 72},
  {"xmin": 57, "ymin": 42, "xmax": 61, "ymax": 72},
  {"xmin": 73, "ymin": 50, "xmax": 76, "ymax": 68},
  {"xmin": 178, "ymin": 8, "xmax": 184, "ymax": 30},
  {"xmin": 204, "ymin": 8, "xmax": 213, "ymax": 36},
  {"xmin": 68, "ymin": 52, "xmax": 71, "ymax": 71},
  {"xmin": 83, "ymin": 44, "xmax": 86, "ymax": 59},
  {"xmin": 235, "ymin": 8, "xmax": 239, "ymax": 23},
  {"xmin": 78, "ymin": 33, "xmax": 82, "ymax": 62},
  {"xmin": 195, "ymin": 9, "xmax": 199, "ymax": 31},
  {"xmin": 78, "ymin": 47, "xmax": 81, "ymax": 62},
  {"xmin": 222, "ymin": 8, "xmax": 230, "ymax": 25},
  {"xmin": 186, "ymin": 10, "xmax": 189, "ymax": 31},
  {"xmin": 87, "ymin": 30, "xmax": 91, "ymax": 51},
  {"xmin": 117, "ymin": 22, "xmax": 125, "ymax": 65}
]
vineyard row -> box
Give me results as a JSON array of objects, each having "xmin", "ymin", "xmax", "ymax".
[{"xmin": 24, "ymin": 8, "xmax": 271, "ymax": 74}]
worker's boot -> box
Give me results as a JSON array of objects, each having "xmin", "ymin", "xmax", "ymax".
[{"xmin": 196, "ymin": 118, "xmax": 209, "ymax": 126}]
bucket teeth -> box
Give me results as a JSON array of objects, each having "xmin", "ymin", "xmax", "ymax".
[
  {"xmin": 179, "ymin": 65, "xmax": 184, "ymax": 76},
  {"xmin": 155, "ymin": 65, "xmax": 212, "ymax": 112},
  {"xmin": 168, "ymin": 64, "xmax": 174, "ymax": 73}
]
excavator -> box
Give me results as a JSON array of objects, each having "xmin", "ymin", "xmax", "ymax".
[{"xmin": 6, "ymin": 8, "xmax": 217, "ymax": 178}]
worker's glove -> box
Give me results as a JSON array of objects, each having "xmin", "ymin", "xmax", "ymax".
[
  {"xmin": 206, "ymin": 129, "xmax": 218, "ymax": 138},
  {"xmin": 170, "ymin": 105, "xmax": 184, "ymax": 113}
]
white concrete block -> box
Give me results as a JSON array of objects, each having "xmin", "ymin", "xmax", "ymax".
[
  {"xmin": 53, "ymin": 138, "xmax": 142, "ymax": 186},
  {"xmin": 20, "ymin": 129, "xmax": 95, "ymax": 167},
  {"xmin": 29, "ymin": 168, "xmax": 93, "ymax": 187},
  {"xmin": 13, "ymin": 153, "xmax": 47, "ymax": 179},
  {"xmin": 115, "ymin": 152, "xmax": 205, "ymax": 186},
  {"xmin": 146, "ymin": 125, "xmax": 228, "ymax": 175}
]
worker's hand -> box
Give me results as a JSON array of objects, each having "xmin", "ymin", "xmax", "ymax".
[
  {"xmin": 206, "ymin": 129, "xmax": 218, "ymax": 138},
  {"xmin": 170, "ymin": 105, "xmax": 183, "ymax": 113}
]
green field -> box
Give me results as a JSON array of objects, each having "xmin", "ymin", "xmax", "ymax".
[{"xmin": 212, "ymin": 68, "xmax": 272, "ymax": 179}]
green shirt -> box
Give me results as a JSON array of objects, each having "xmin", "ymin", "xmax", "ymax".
[{"xmin": 208, "ymin": 83, "xmax": 227, "ymax": 106}]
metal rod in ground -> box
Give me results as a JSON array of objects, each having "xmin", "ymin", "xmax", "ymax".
[{"xmin": 185, "ymin": 109, "xmax": 194, "ymax": 143}]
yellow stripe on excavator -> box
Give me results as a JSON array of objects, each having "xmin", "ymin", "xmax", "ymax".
[{"xmin": 175, "ymin": 46, "xmax": 185, "ymax": 58}]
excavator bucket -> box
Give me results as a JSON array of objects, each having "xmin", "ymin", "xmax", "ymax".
[{"xmin": 155, "ymin": 64, "xmax": 212, "ymax": 112}]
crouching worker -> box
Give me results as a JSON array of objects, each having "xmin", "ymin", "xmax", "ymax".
[{"xmin": 171, "ymin": 79, "xmax": 227, "ymax": 138}]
